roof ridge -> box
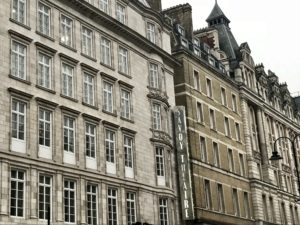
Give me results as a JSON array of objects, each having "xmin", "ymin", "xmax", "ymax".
[{"xmin": 162, "ymin": 3, "xmax": 191, "ymax": 12}]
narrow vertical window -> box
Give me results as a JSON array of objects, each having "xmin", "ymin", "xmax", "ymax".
[
  {"xmin": 228, "ymin": 149, "xmax": 234, "ymax": 172},
  {"xmin": 62, "ymin": 63, "xmax": 74, "ymax": 97},
  {"xmin": 12, "ymin": 0, "xmax": 26, "ymax": 24},
  {"xmin": 209, "ymin": 109, "xmax": 216, "ymax": 129},
  {"xmin": 64, "ymin": 180, "xmax": 76, "ymax": 223},
  {"xmin": 232, "ymin": 188, "xmax": 240, "ymax": 216},
  {"xmin": 159, "ymin": 198, "xmax": 168, "ymax": 225},
  {"xmin": 221, "ymin": 87, "xmax": 227, "ymax": 106},
  {"xmin": 235, "ymin": 122, "xmax": 241, "ymax": 141},
  {"xmin": 147, "ymin": 22, "xmax": 155, "ymax": 43},
  {"xmin": 106, "ymin": 129, "xmax": 116, "ymax": 174},
  {"xmin": 38, "ymin": 175, "xmax": 51, "ymax": 220},
  {"xmin": 39, "ymin": 108, "xmax": 51, "ymax": 147},
  {"xmin": 38, "ymin": 52, "xmax": 51, "ymax": 89},
  {"xmin": 200, "ymin": 136, "xmax": 207, "ymax": 162},
  {"xmin": 10, "ymin": 169, "xmax": 25, "ymax": 217},
  {"xmin": 280, "ymin": 202, "xmax": 287, "ymax": 225},
  {"xmin": 99, "ymin": 0, "xmax": 109, "ymax": 13},
  {"xmin": 243, "ymin": 192, "xmax": 250, "ymax": 218},
  {"xmin": 224, "ymin": 117, "xmax": 230, "ymax": 137},
  {"xmin": 156, "ymin": 147, "xmax": 165, "ymax": 186},
  {"xmin": 87, "ymin": 184, "xmax": 97, "ymax": 225},
  {"xmin": 269, "ymin": 197, "xmax": 274, "ymax": 222},
  {"xmin": 118, "ymin": 46, "xmax": 129, "ymax": 74},
  {"xmin": 197, "ymin": 102, "xmax": 203, "ymax": 123},
  {"xmin": 121, "ymin": 90, "xmax": 131, "ymax": 119},
  {"xmin": 63, "ymin": 116, "xmax": 75, "ymax": 153},
  {"xmin": 82, "ymin": 27, "xmax": 93, "ymax": 57},
  {"xmin": 194, "ymin": 70, "xmax": 200, "ymax": 91},
  {"xmin": 107, "ymin": 188, "xmax": 118, "ymax": 225},
  {"xmin": 11, "ymin": 41, "xmax": 26, "ymax": 79},
  {"xmin": 232, "ymin": 94, "xmax": 237, "ymax": 112},
  {"xmin": 84, "ymin": 73, "xmax": 95, "ymax": 106},
  {"xmin": 60, "ymin": 15, "xmax": 73, "ymax": 46},
  {"xmin": 295, "ymin": 207, "xmax": 299, "ymax": 225},
  {"xmin": 149, "ymin": 63, "xmax": 159, "ymax": 89},
  {"xmin": 85, "ymin": 123, "xmax": 96, "ymax": 158},
  {"xmin": 152, "ymin": 104, "xmax": 161, "ymax": 130},
  {"xmin": 116, "ymin": 3, "xmax": 125, "ymax": 24},
  {"xmin": 103, "ymin": 82, "xmax": 113, "ymax": 112},
  {"xmin": 239, "ymin": 154, "xmax": 245, "ymax": 176},
  {"xmin": 204, "ymin": 180, "xmax": 212, "ymax": 209},
  {"xmin": 213, "ymin": 142, "xmax": 220, "ymax": 167},
  {"xmin": 217, "ymin": 184, "xmax": 225, "ymax": 213},
  {"xmin": 126, "ymin": 192, "xmax": 136, "ymax": 225},
  {"xmin": 262, "ymin": 195, "xmax": 268, "ymax": 221},
  {"xmin": 100, "ymin": 37, "xmax": 112, "ymax": 66},
  {"xmin": 11, "ymin": 100, "xmax": 26, "ymax": 140},
  {"xmin": 38, "ymin": 2, "xmax": 51, "ymax": 36},
  {"xmin": 124, "ymin": 136, "xmax": 133, "ymax": 170},
  {"xmin": 206, "ymin": 78, "xmax": 212, "ymax": 98}
]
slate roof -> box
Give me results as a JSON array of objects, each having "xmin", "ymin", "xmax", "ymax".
[{"xmin": 206, "ymin": 1, "xmax": 230, "ymax": 23}]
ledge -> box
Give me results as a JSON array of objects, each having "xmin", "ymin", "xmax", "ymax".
[
  {"xmin": 118, "ymin": 70, "xmax": 132, "ymax": 79},
  {"xmin": 82, "ymin": 113, "xmax": 101, "ymax": 122},
  {"xmin": 35, "ymin": 85, "xmax": 56, "ymax": 94},
  {"xmin": 35, "ymin": 41, "xmax": 57, "ymax": 54},
  {"xmin": 60, "ymin": 105, "xmax": 81, "ymax": 115},
  {"xmin": 59, "ymin": 53, "xmax": 79, "ymax": 64},
  {"xmin": 8, "ymin": 87, "xmax": 33, "ymax": 99},
  {"xmin": 9, "ymin": 18, "xmax": 31, "ymax": 30},
  {"xmin": 9, "ymin": 74, "xmax": 31, "ymax": 85},
  {"xmin": 102, "ymin": 120, "xmax": 120, "ymax": 129},
  {"xmin": 35, "ymin": 31, "xmax": 55, "ymax": 42},
  {"xmin": 59, "ymin": 42, "xmax": 77, "ymax": 52},
  {"xmin": 81, "ymin": 53, "xmax": 97, "ymax": 62},
  {"xmin": 118, "ymin": 80, "xmax": 134, "ymax": 89},
  {"xmin": 60, "ymin": 94, "xmax": 79, "ymax": 103},
  {"xmin": 8, "ymin": 29, "xmax": 33, "ymax": 43},
  {"xmin": 100, "ymin": 72, "xmax": 117, "ymax": 82},
  {"xmin": 100, "ymin": 62, "xmax": 115, "ymax": 71},
  {"xmin": 102, "ymin": 109, "xmax": 117, "ymax": 117},
  {"xmin": 121, "ymin": 127, "xmax": 137, "ymax": 134},
  {"xmin": 120, "ymin": 116, "xmax": 134, "ymax": 124},
  {"xmin": 82, "ymin": 102, "xmax": 99, "ymax": 110},
  {"xmin": 80, "ymin": 63, "xmax": 99, "ymax": 74},
  {"xmin": 35, "ymin": 97, "xmax": 59, "ymax": 108}
]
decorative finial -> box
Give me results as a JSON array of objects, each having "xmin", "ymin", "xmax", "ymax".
[{"xmin": 215, "ymin": 0, "xmax": 218, "ymax": 4}]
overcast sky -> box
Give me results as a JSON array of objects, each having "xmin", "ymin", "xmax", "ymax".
[{"xmin": 162, "ymin": 0, "xmax": 300, "ymax": 95}]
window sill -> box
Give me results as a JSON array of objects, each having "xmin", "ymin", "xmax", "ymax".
[
  {"xmin": 35, "ymin": 31, "xmax": 55, "ymax": 42},
  {"xmin": 59, "ymin": 42, "xmax": 77, "ymax": 52},
  {"xmin": 102, "ymin": 109, "xmax": 117, "ymax": 117},
  {"xmin": 120, "ymin": 116, "xmax": 134, "ymax": 123},
  {"xmin": 100, "ymin": 62, "xmax": 115, "ymax": 71},
  {"xmin": 81, "ymin": 53, "xmax": 97, "ymax": 62},
  {"xmin": 9, "ymin": 18, "xmax": 31, "ymax": 30},
  {"xmin": 197, "ymin": 121, "xmax": 205, "ymax": 126},
  {"xmin": 118, "ymin": 70, "xmax": 132, "ymax": 79},
  {"xmin": 60, "ymin": 94, "xmax": 78, "ymax": 103},
  {"xmin": 225, "ymin": 135, "xmax": 232, "ymax": 139},
  {"xmin": 9, "ymin": 74, "xmax": 31, "ymax": 85},
  {"xmin": 210, "ymin": 128, "xmax": 218, "ymax": 133},
  {"xmin": 82, "ymin": 102, "xmax": 99, "ymax": 110},
  {"xmin": 36, "ymin": 85, "xmax": 56, "ymax": 94}
]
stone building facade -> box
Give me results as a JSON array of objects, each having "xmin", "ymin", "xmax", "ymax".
[
  {"xmin": 165, "ymin": 2, "xmax": 300, "ymax": 225},
  {"xmin": 0, "ymin": 0, "xmax": 180, "ymax": 224}
]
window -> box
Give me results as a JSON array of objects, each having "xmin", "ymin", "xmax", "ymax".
[
  {"xmin": 85, "ymin": 123, "xmax": 96, "ymax": 158},
  {"xmin": 103, "ymin": 82, "xmax": 113, "ymax": 112},
  {"xmin": 38, "ymin": 175, "xmax": 51, "ymax": 220},
  {"xmin": 118, "ymin": 46, "xmax": 129, "ymax": 74},
  {"xmin": 209, "ymin": 109, "xmax": 216, "ymax": 129},
  {"xmin": 149, "ymin": 63, "xmax": 159, "ymax": 89},
  {"xmin": 87, "ymin": 184, "xmax": 97, "ymax": 225},
  {"xmin": 63, "ymin": 116, "xmax": 75, "ymax": 153},
  {"xmin": 64, "ymin": 180, "xmax": 76, "ymax": 223},
  {"xmin": 39, "ymin": 108, "xmax": 51, "ymax": 147},
  {"xmin": 232, "ymin": 94, "xmax": 237, "ymax": 112},
  {"xmin": 295, "ymin": 206, "xmax": 299, "ymax": 225},
  {"xmin": 107, "ymin": 188, "xmax": 118, "ymax": 225},
  {"xmin": 280, "ymin": 202, "xmax": 287, "ymax": 225},
  {"xmin": 269, "ymin": 197, "xmax": 274, "ymax": 222},
  {"xmin": 121, "ymin": 90, "xmax": 131, "ymax": 119},
  {"xmin": 213, "ymin": 142, "xmax": 220, "ymax": 167},
  {"xmin": 12, "ymin": 0, "xmax": 26, "ymax": 24},
  {"xmin": 116, "ymin": 3, "xmax": 125, "ymax": 24},
  {"xmin": 235, "ymin": 123, "xmax": 241, "ymax": 141},
  {"xmin": 100, "ymin": 37, "xmax": 112, "ymax": 66},
  {"xmin": 126, "ymin": 192, "xmax": 136, "ymax": 225},
  {"xmin": 62, "ymin": 63, "xmax": 74, "ymax": 97},
  {"xmin": 159, "ymin": 198, "xmax": 168, "ymax": 225},
  {"xmin": 11, "ymin": 40, "xmax": 26, "ymax": 79},
  {"xmin": 84, "ymin": 73, "xmax": 95, "ymax": 106},
  {"xmin": 221, "ymin": 87, "xmax": 227, "ymax": 106},
  {"xmin": 200, "ymin": 136, "xmax": 207, "ymax": 162},
  {"xmin": 204, "ymin": 180, "xmax": 212, "ymax": 209},
  {"xmin": 38, "ymin": 2, "xmax": 51, "ymax": 36},
  {"xmin": 206, "ymin": 79, "xmax": 212, "ymax": 98},
  {"xmin": 194, "ymin": 70, "xmax": 200, "ymax": 91},
  {"xmin": 153, "ymin": 104, "xmax": 161, "ymax": 130},
  {"xmin": 60, "ymin": 15, "xmax": 73, "ymax": 46},
  {"xmin": 10, "ymin": 169, "xmax": 25, "ymax": 217},
  {"xmin": 147, "ymin": 22, "xmax": 155, "ymax": 43},
  {"xmin": 290, "ymin": 205, "xmax": 295, "ymax": 225},
  {"xmin": 224, "ymin": 117, "xmax": 230, "ymax": 137},
  {"xmin": 197, "ymin": 102, "xmax": 203, "ymax": 123},
  {"xmin": 243, "ymin": 192, "xmax": 250, "ymax": 218},
  {"xmin": 124, "ymin": 136, "xmax": 133, "ymax": 169},
  {"xmin": 239, "ymin": 154, "xmax": 245, "ymax": 176},
  {"xmin": 232, "ymin": 188, "xmax": 240, "ymax": 216},
  {"xmin": 156, "ymin": 147, "xmax": 165, "ymax": 186},
  {"xmin": 82, "ymin": 26, "xmax": 93, "ymax": 57},
  {"xmin": 99, "ymin": 0, "xmax": 109, "ymax": 13},
  {"xmin": 11, "ymin": 100, "xmax": 26, "ymax": 141},
  {"xmin": 228, "ymin": 149, "xmax": 234, "ymax": 172},
  {"xmin": 217, "ymin": 184, "xmax": 225, "ymax": 213},
  {"xmin": 105, "ymin": 130, "xmax": 115, "ymax": 164},
  {"xmin": 262, "ymin": 195, "xmax": 268, "ymax": 221},
  {"xmin": 38, "ymin": 52, "xmax": 51, "ymax": 89}
]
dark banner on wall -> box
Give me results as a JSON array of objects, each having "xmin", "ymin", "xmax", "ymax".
[{"xmin": 172, "ymin": 106, "xmax": 194, "ymax": 220}]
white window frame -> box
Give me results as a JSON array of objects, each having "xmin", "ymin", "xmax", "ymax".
[
  {"xmin": 147, "ymin": 22, "xmax": 155, "ymax": 43},
  {"xmin": 62, "ymin": 63, "xmax": 74, "ymax": 98},
  {"xmin": 12, "ymin": 0, "xmax": 27, "ymax": 24},
  {"xmin": 64, "ymin": 180, "xmax": 76, "ymax": 223},
  {"xmin": 10, "ymin": 169, "xmax": 25, "ymax": 217},
  {"xmin": 63, "ymin": 116, "xmax": 75, "ymax": 164},
  {"xmin": 239, "ymin": 154, "xmax": 245, "ymax": 176},
  {"xmin": 87, "ymin": 184, "xmax": 98, "ymax": 225},
  {"xmin": 124, "ymin": 135, "xmax": 134, "ymax": 178},
  {"xmin": 82, "ymin": 26, "xmax": 93, "ymax": 57},
  {"xmin": 228, "ymin": 148, "xmax": 234, "ymax": 172},
  {"xmin": 149, "ymin": 63, "xmax": 159, "ymax": 89},
  {"xmin": 224, "ymin": 117, "xmax": 230, "ymax": 137},
  {"xmin": 209, "ymin": 109, "xmax": 216, "ymax": 130},
  {"xmin": 235, "ymin": 122, "xmax": 241, "ymax": 141},
  {"xmin": 103, "ymin": 81, "xmax": 113, "ymax": 113},
  {"xmin": 38, "ymin": 2, "xmax": 51, "ymax": 36},
  {"xmin": 38, "ymin": 175, "xmax": 52, "ymax": 221},
  {"xmin": 38, "ymin": 108, "xmax": 52, "ymax": 159},
  {"xmin": 156, "ymin": 146, "xmax": 165, "ymax": 186},
  {"xmin": 85, "ymin": 123, "xmax": 97, "ymax": 169},
  {"xmin": 121, "ymin": 89, "xmax": 131, "ymax": 119},
  {"xmin": 206, "ymin": 78, "xmax": 213, "ymax": 98},
  {"xmin": 107, "ymin": 188, "xmax": 118, "ymax": 225},
  {"xmin": 200, "ymin": 136, "xmax": 207, "ymax": 162},
  {"xmin": 99, "ymin": 0, "xmax": 109, "ymax": 13},
  {"xmin": 37, "ymin": 52, "xmax": 52, "ymax": 89},
  {"xmin": 213, "ymin": 142, "xmax": 220, "ymax": 167},
  {"xmin": 116, "ymin": 3, "xmax": 126, "ymax": 24},
  {"xmin": 221, "ymin": 87, "xmax": 227, "ymax": 106},
  {"xmin": 11, "ymin": 99, "xmax": 26, "ymax": 153},
  {"xmin": 83, "ymin": 72, "xmax": 95, "ymax": 106},
  {"xmin": 11, "ymin": 40, "xmax": 27, "ymax": 80},
  {"xmin": 118, "ymin": 46, "xmax": 129, "ymax": 74},
  {"xmin": 100, "ymin": 37, "xmax": 112, "ymax": 66},
  {"xmin": 196, "ymin": 102, "xmax": 203, "ymax": 123},
  {"xmin": 126, "ymin": 192, "xmax": 136, "ymax": 225},
  {"xmin": 60, "ymin": 15, "xmax": 73, "ymax": 47},
  {"xmin": 152, "ymin": 104, "xmax": 161, "ymax": 130},
  {"xmin": 159, "ymin": 198, "xmax": 168, "ymax": 225},
  {"xmin": 105, "ymin": 129, "xmax": 116, "ymax": 174}
]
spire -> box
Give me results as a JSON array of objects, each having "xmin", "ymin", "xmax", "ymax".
[{"xmin": 206, "ymin": 1, "xmax": 230, "ymax": 26}]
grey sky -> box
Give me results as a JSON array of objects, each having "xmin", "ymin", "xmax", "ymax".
[{"xmin": 162, "ymin": 0, "xmax": 300, "ymax": 95}]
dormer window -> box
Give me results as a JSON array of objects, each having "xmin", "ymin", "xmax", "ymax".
[
  {"xmin": 203, "ymin": 43, "xmax": 210, "ymax": 53},
  {"xmin": 181, "ymin": 38, "xmax": 188, "ymax": 48},
  {"xmin": 209, "ymin": 57, "xmax": 215, "ymax": 67},
  {"xmin": 193, "ymin": 38, "xmax": 200, "ymax": 47},
  {"xmin": 194, "ymin": 47, "xmax": 200, "ymax": 57},
  {"xmin": 177, "ymin": 24, "xmax": 185, "ymax": 36}
]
